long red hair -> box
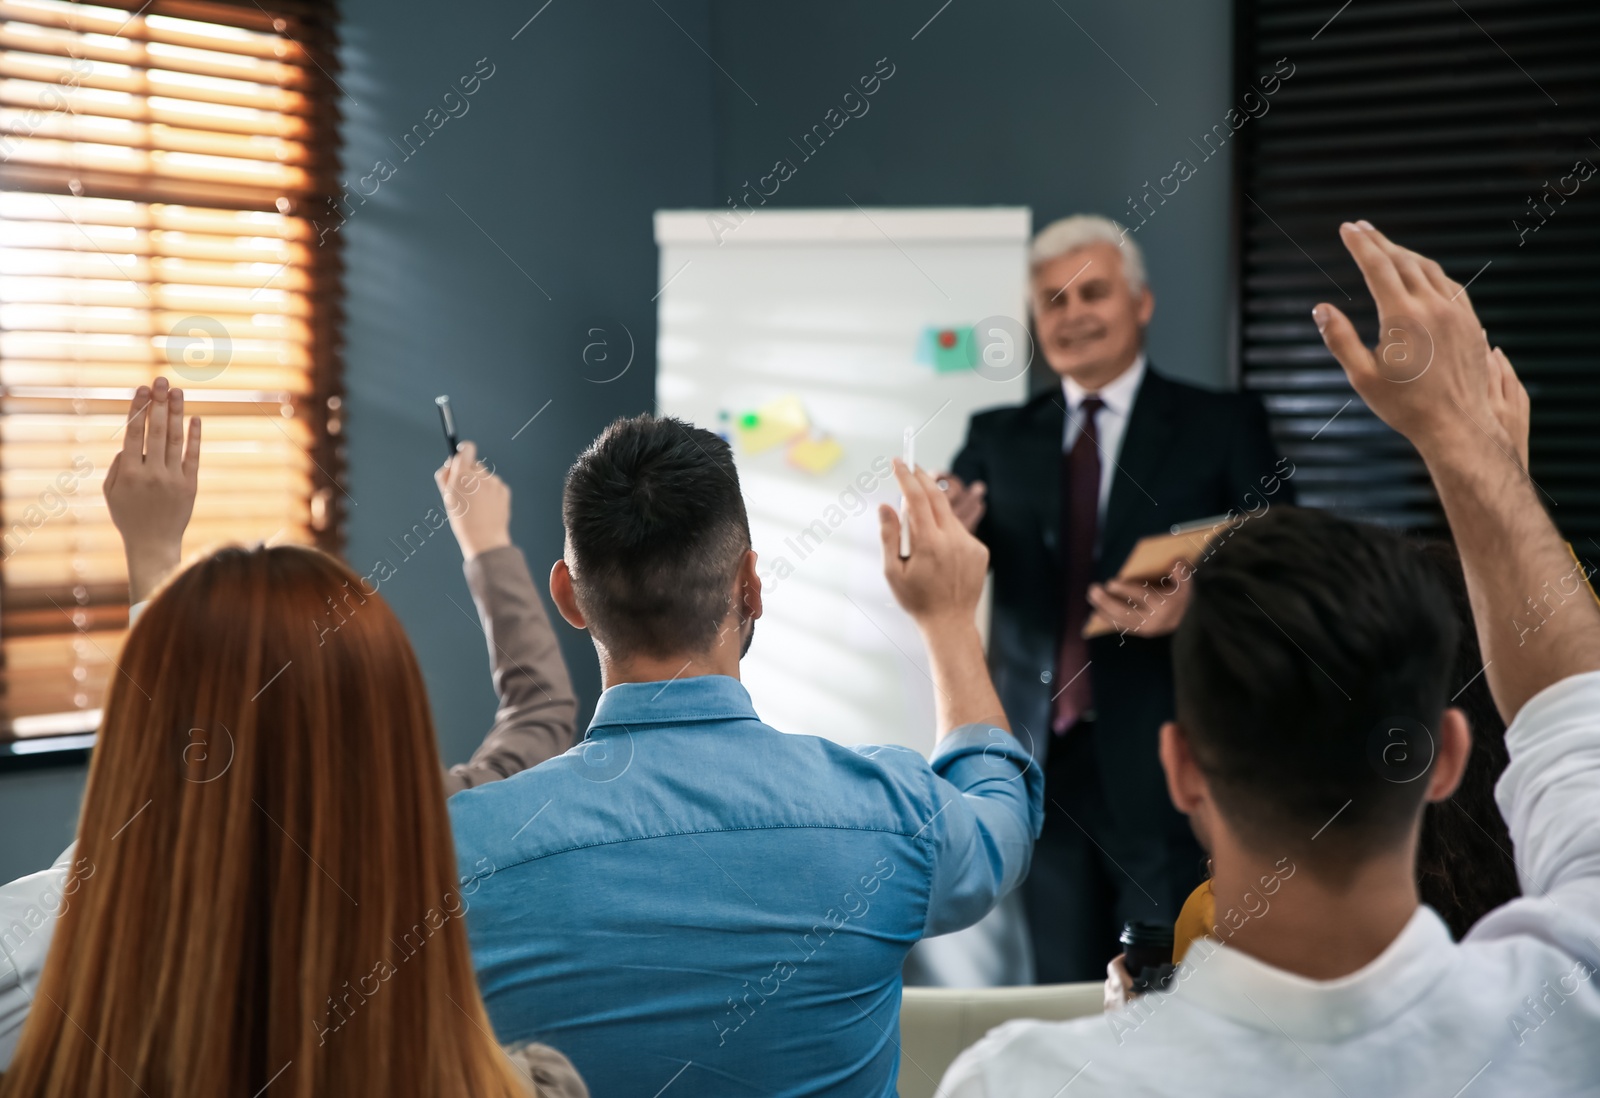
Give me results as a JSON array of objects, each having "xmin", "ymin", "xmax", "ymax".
[{"xmin": 1, "ymin": 545, "xmax": 528, "ymax": 1097}]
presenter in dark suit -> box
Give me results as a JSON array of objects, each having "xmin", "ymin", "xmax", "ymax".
[{"xmin": 942, "ymin": 216, "xmax": 1294, "ymax": 982}]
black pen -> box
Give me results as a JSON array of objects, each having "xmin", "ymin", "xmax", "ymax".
[{"xmin": 436, "ymin": 395, "xmax": 459, "ymax": 457}]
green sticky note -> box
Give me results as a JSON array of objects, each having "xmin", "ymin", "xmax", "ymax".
[{"xmin": 926, "ymin": 326, "xmax": 975, "ymax": 373}]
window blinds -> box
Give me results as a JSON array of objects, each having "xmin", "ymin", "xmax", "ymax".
[
  {"xmin": 1234, "ymin": 0, "xmax": 1600, "ymax": 536},
  {"xmin": 0, "ymin": 0, "xmax": 344, "ymax": 746}
]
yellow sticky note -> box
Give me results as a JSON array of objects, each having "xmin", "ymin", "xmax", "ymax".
[
  {"xmin": 736, "ymin": 394, "xmax": 810, "ymax": 454},
  {"xmin": 787, "ymin": 435, "xmax": 844, "ymax": 475}
]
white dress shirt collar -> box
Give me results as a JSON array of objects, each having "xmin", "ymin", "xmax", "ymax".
[
  {"xmin": 1061, "ymin": 352, "xmax": 1146, "ymax": 418},
  {"xmin": 1177, "ymin": 905, "xmax": 1457, "ymax": 1041}
]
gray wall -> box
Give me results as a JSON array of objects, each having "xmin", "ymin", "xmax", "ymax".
[
  {"xmin": 706, "ymin": 0, "xmax": 1236, "ymax": 389},
  {"xmin": 0, "ymin": 0, "xmax": 1237, "ymax": 882},
  {"xmin": 335, "ymin": 0, "xmax": 714, "ymax": 769},
  {"xmin": 0, "ymin": 765, "xmax": 87, "ymax": 883}
]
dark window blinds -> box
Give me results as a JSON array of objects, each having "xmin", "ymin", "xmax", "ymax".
[{"xmin": 1233, "ymin": 0, "xmax": 1600, "ymax": 537}]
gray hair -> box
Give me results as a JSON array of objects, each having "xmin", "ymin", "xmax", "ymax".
[{"xmin": 1030, "ymin": 215, "xmax": 1147, "ymax": 294}]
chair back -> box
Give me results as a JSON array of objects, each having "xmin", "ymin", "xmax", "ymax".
[{"xmin": 896, "ymin": 982, "xmax": 1104, "ymax": 1098}]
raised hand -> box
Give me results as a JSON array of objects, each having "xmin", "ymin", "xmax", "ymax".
[
  {"xmin": 879, "ymin": 459, "xmax": 1006, "ymax": 736},
  {"xmin": 1314, "ymin": 222, "xmax": 1599, "ymax": 720},
  {"xmin": 435, "ymin": 440, "xmax": 512, "ymax": 561},
  {"xmin": 880, "ymin": 460, "xmax": 989, "ymax": 628},
  {"xmin": 1313, "ymin": 222, "xmax": 1510, "ymax": 464},
  {"xmin": 104, "ymin": 377, "xmax": 201, "ymax": 604}
]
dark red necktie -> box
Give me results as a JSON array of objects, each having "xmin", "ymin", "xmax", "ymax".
[{"xmin": 1053, "ymin": 396, "xmax": 1103, "ymax": 734}]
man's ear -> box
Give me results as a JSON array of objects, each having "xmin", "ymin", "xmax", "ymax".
[
  {"xmin": 737, "ymin": 549, "xmax": 763, "ymax": 622},
  {"xmin": 1159, "ymin": 720, "xmax": 1206, "ymax": 815},
  {"xmin": 548, "ymin": 559, "xmax": 587, "ymax": 630},
  {"xmin": 1424, "ymin": 706, "xmax": 1471, "ymax": 804},
  {"xmin": 1136, "ymin": 285, "xmax": 1156, "ymax": 328}
]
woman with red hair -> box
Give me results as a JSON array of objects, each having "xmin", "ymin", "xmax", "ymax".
[{"xmin": 0, "ymin": 379, "xmax": 583, "ymax": 1097}]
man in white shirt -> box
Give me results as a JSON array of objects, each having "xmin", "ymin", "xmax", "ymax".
[{"xmin": 940, "ymin": 222, "xmax": 1600, "ymax": 1095}]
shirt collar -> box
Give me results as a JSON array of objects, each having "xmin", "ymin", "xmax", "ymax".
[
  {"xmin": 1173, "ymin": 905, "xmax": 1456, "ymax": 1041},
  {"xmin": 586, "ymin": 673, "xmax": 760, "ymax": 737},
  {"xmin": 1061, "ymin": 352, "xmax": 1146, "ymax": 417}
]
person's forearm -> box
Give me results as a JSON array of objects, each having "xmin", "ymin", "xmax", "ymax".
[
  {"xmin": 1422, "ymin": 438, "xmax": 1600, "ymax": 719},
  {"xmin": 125, "ymin": 545, "xmax": 181, "ymax": 606},
  {"xmin": 921, "ymin": 617, "xmax": 1009, "ymax": 739},
  {"xmin": 444, "ymin": 545, "xmax": 579, "ymax": 795}
]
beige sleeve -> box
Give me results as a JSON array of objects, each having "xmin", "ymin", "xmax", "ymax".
[{"xmin": 442, "ymin": 546, "xmax": 579, "ymax": 796}]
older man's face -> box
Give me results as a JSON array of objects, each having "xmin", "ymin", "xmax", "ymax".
[{"xmin": 1029, "ymin": 241, "xmax": 1154, "ymax": 390}]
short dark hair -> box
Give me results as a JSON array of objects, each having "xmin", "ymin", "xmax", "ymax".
[
  {"xmin": 1173, "ymin": 507, "xmax": 1458, "ymax": 868},
  {"xmin": 562, "ymin": 414, "xmax": 750, "ymax": 659}
]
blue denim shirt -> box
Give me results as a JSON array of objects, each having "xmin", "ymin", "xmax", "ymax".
[{"xmin": 450, "ymin": 674, "xmax": 1043, "ymax": 1097}]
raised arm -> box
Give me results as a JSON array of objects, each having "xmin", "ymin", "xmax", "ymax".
[
  {"xmin": 879, "ymin": 459, "xmax": 1007, "ymax": 737},
  {"xmin": 436, "ymin": 442, "xmax": 578, "ymax": 795},
  {"xmin": 1314, "ymin": 222, "xmax": 1600, "ymax": 717},
  {"xmin": 103, "ymin": 378, "xmax": 200, "ymax": 606},
  {"xmin": 877, "ymin": 458, "xmax": 1042, "ymax": 931}
]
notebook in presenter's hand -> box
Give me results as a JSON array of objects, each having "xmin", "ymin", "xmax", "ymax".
[{"xmin": 1082, "ymin": 513, "xmax": 1233, "ymax": 638}]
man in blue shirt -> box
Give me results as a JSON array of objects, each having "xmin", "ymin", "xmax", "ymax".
[{"xmin": 450, "ymin": 415, "xmax": 1044, "ymax": 1097}]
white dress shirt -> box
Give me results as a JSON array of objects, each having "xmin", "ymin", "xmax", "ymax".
[
  {"xmin": 0, "ymin": 843, "xmax": 78, "ymax": 1068},
  {"xmin": 1062, "ymin": 353, "xmax": 1146, "ymax": 520},
  {"xmin": 940, "ymin": 670, "xmax": 1600, "ymax": 1097}
]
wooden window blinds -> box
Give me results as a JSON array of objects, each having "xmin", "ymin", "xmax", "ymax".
[{"xmin": 0, "ymin": 0, "xmax": 344, "ymax": 753}]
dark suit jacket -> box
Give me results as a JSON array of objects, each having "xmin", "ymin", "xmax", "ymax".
[{"xmin": 952, "ymin": 365, "xmax": 1292, "ymax": 841}]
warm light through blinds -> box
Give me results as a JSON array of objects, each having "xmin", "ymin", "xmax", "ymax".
[{"xmin": 0, "ymin": 0, "xmax": 344, "ymax": 742}]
